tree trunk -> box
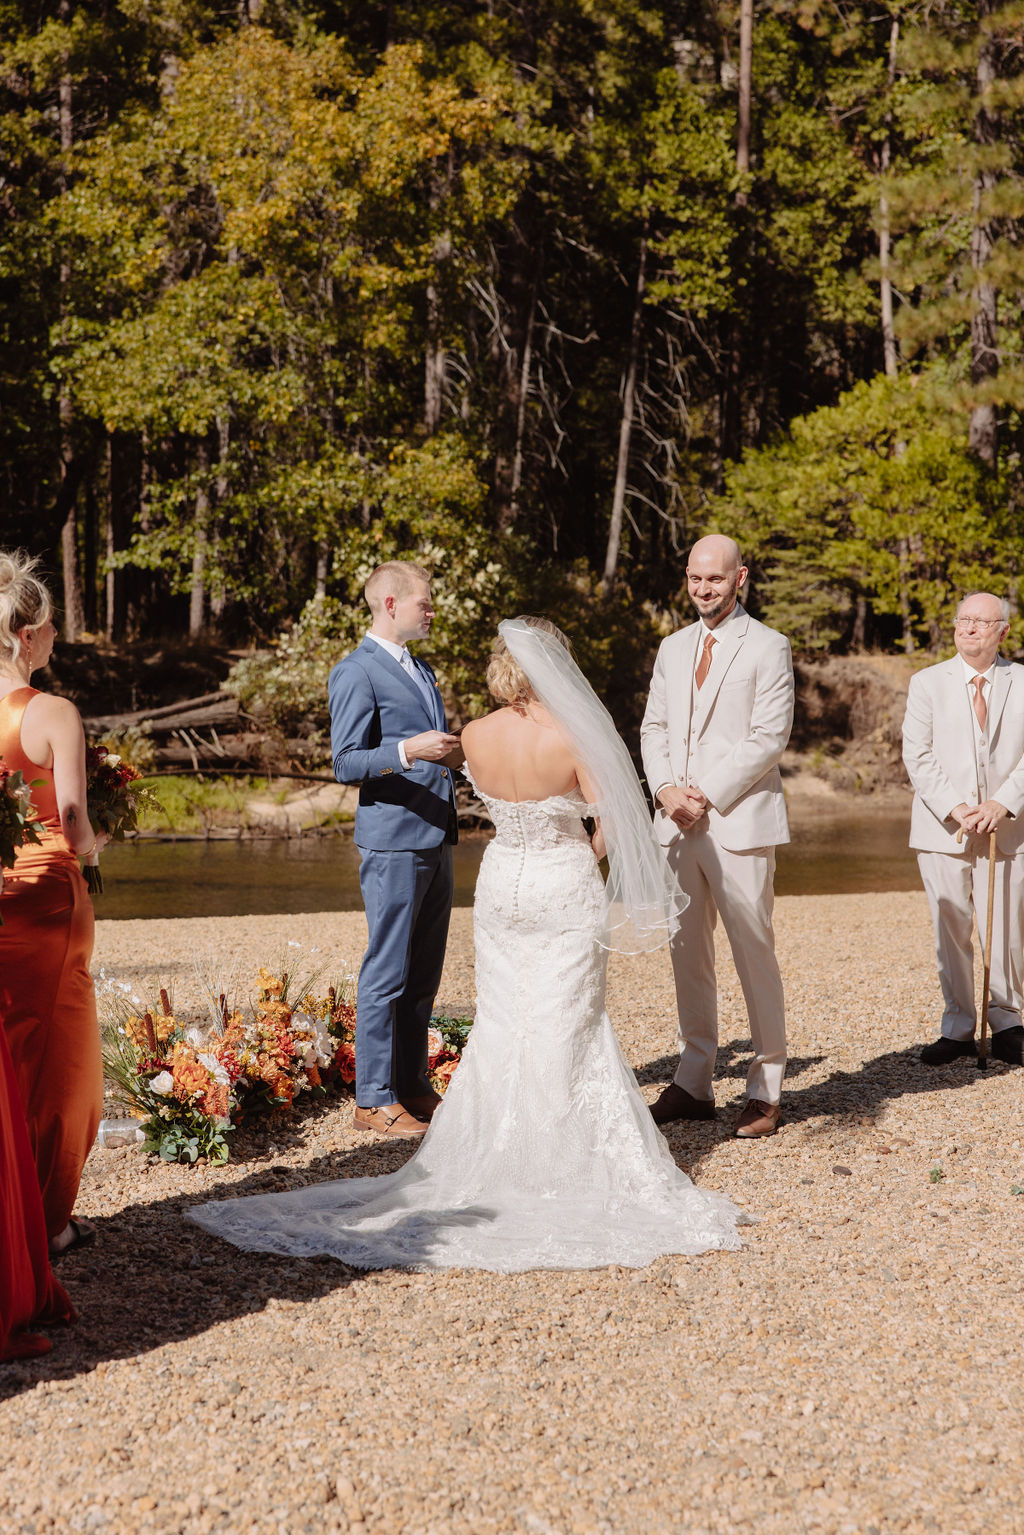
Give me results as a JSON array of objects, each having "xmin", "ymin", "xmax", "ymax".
[
  {"xmin": 314, "ymin": 546, "xmax": 329, "ymax": 599},
  {"xmin": 83, "ymin": 476, "xmax": 98, "ymax": 630},
  {"xmin": 879, "ymin": 18, "xmax": 899, "ymax": 380},
  {"xmin": 508, "ymin": 280, "xmax": 538, "ymax": 526},
  {"xmin": 57, "ymin": 1, "xmax": 85, "ymax": 642},
  {"xmin": 718, "ymin": 1, "xmax": 755, "ymax": 475},
  {"xmin": 189, "ymin": 439, "xmax": 210, "ymax": 640},
  {"xmin": 492, "ymin": 218, "xmax": 544, "ymax": 533},
  {"xmin": 209, "ymin": 414, "xmax": 230, "ymax": 624},
  {"xmin": 898, "ymin": 535, "xmax": 913, "ymax": 653},
  {"xmin": 852, "ymin": 594, "xmax": 867, "ymax": 650},
  {"xmin": 602, "ymin": 232, "xmax": 647, "ymax": 590},
  {"xmin": 105, "ymin": 434, "xmax": 127, "ymax": 642},
  {"xmin": 736, "ymin": 0, "xmax": 754, "ymax": 201},
  {"xmin": 425, "ymin": 230, "xmax": 452, "ymax": 434},
  {"xmin": 969, "ymin": 0, "xmax": 999, "ymax": 469}
]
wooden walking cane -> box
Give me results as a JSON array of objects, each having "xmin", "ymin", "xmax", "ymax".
[
  {"xmin": 956, "ymin": 824, "xmax": 998, "ymax": 1070},
  {"xmin": 979, "ymin": 828, "xmax": 998, "ymax": 1073}
]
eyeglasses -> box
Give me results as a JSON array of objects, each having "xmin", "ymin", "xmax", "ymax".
[{"xmin": 955, "ymin": 616, "xmax": 1005, "ymax": 629}]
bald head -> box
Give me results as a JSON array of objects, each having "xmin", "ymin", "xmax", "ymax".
[
  {"xmin": 686, "ymin": 535, "xmax": 748, "ymax": 629},
  {"xmin": 954, "ymin": 591, "xmax": 1010, "ymax": 672}
]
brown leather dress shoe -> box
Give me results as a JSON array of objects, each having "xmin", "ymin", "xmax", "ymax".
[
  {"xmin": 650, "ymin": 1083, "xmax": 717, "ymax": 1125},
  {"xmin": 402, "ymin": 1091, "xmax": 443, "ymax": 1120},
  {"xmin": 353, "ymin": 1103, "xmax": 428, "ymax": 1138},
  {"xmin": 734, "ymin": 1099, "xmax": 781, "ymax": 1138}
]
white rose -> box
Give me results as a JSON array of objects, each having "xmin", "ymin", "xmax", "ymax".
[
  {"xmin": 198, "ymin": 1052, "xmax": 231, "ymax": 1087},
  {"xmin": 150, "ymin": 1071, "xmax": 174, "ymax": 1096}
]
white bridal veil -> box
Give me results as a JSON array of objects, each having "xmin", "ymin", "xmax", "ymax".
[{"xmin": 498, "ymin": 618, "xmax": 687, "ymax": 953}]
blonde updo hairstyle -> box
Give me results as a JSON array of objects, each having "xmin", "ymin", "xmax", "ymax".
[
  {"xmin": 486, "ymin": 616, "xmax": 573, "ymax": 706},
  {"xmin": 0, "ymin": 551, "xmax": 52, "ymax": 670}
]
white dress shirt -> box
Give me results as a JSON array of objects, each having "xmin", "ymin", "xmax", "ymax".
[{"xmin": 367, "ymin": 632, "xmax": 433, "ymax": 771}]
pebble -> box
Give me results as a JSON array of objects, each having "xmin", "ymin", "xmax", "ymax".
[{"xmin": 1, "ymin": 892, "xmax": 1021, "ymax": 1534}]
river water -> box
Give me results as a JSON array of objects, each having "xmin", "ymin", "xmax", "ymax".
[{"xmin": 94, "ymin": 805, "xmax": 918, "ymax": 921}]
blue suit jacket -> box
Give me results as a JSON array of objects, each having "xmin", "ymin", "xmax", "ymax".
[{"xmin": 328, "ymin": 637, "xmax": 457, "ymax": 851}]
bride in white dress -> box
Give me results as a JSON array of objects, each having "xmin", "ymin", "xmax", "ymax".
[{"xmin": 186, "ymin": 618, "xmax": 747, "ymax": 1270}]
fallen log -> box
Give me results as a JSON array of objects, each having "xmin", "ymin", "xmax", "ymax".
[{"xmin": 84, "ymin": 693, "xmax": 242, "ymax": 736}]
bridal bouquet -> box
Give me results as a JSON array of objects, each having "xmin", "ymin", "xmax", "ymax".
[
  {"xmin": 84, "ymin": 745, "xmax": 162, "ymax": 893},
  {"xmin": 0, "ymin": 761, "xmax": 42, "ymax": 868},
  {"xmin": 0, "ymin": 760, "xmax": 43, "ymax": 923},
  {"xmin": 99, "ymin": 964, "xmax": 473, "ymax": 1163}
]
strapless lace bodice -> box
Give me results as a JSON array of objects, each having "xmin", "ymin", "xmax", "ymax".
[{"xmin": 467, "ymin": 773, "xmax": 593, "ymax": 852}]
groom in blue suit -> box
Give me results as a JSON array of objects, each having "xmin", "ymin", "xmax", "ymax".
[{"xmin": 329, "ymin": 561, "xmax": 462, "ymax": 1138}]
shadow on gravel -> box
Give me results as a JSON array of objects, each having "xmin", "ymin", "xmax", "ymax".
[
  {"xmin": 766, "ymin": 1044, "xmax": 1002, "ymax": 1127},
  {"xmin": 635, "ymin": 1040, "xmax": 825, "ymax": 1087},
  {"xmin": 0, "ymin": 1133, "xmax": 493, "ymax": 1404},
  {"xmin": 648, "ymin": 1041, "xmax": 1007, "ymax": 1180}
]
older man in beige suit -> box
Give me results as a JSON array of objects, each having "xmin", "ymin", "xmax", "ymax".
[
  {"xmin": 641, "ymin": 535, "xmax": 794, "ymax": 1137},
  {"xmin": 903, "ymin": 592, "xmax": 1024, "ymax": 1066}
]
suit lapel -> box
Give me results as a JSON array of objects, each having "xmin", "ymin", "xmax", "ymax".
[
  {"xmin": 677, "ymin": 624, "xmax": 700, "ymax": 751},
  {"xmin": 363, "ymin": 638, "xmax": 432, "ymax": 720},
  {"xmin": 694, "ymin": 609, "xmax": 748, "ymax": 737},
  {"xmin": 988, "ymin": 658, "xmax": 1012, "ymax": 739},
  {"xmin": 939, "ymin": 659, "xmax": 980, "ymax": 795}
]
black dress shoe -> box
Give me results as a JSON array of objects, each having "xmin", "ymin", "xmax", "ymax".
[
  {"xmin": 920, "ymin": 1035, "xmax": 977, "ymax": 1065},
  {"xmin": 650, "ymin": 1083, "xmax": 717, "ymax": 1124},
  {"xmin": 990, "ymin": 1025, "xmax": 1024, "ymax": 1065}
]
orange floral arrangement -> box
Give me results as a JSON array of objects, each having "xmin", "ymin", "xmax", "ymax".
[{"xmin": 99, "ymin": 966, "xmax": 473, "ymax": 1164}]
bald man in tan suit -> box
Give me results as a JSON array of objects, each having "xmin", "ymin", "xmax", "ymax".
[{"xmin": 641, "ymin": 536, "xmax": 794, "ymax": 1138}]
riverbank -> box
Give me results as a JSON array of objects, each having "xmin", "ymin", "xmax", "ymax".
[
  {"xmin": 131, "ymin": 767, "xmax": 910, "ymax": 841},
  {"xmin": 2, "ymin": 893, "xmax": 1020, "ymax": 1535}
]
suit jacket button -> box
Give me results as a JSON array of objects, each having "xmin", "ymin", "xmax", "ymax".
[
  {"xmin": 440, "ymin": 769, "xmax": 448, "ymax": 778},
  {"xmin": 380, "ymin": 767, "xmax": 392, "ymax": 775}
]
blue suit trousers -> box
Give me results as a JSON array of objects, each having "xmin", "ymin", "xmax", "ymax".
[{"xmin": 355, "ymin": 843, "xmax": 454, "ymax": 1106}]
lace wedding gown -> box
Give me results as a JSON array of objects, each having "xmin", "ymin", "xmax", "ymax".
[{"xmin": 186, "ymin": 781, "xmax": 746, "ymax": 1270}]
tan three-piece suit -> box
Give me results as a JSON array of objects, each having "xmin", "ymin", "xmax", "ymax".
[
  {"xmin": 641, "ymin": 602, "xmax": 794, "ymax": 1105},
  {"xmin": 902, "ymin": 655, "xmax": 1024, "ymax": 1039}
]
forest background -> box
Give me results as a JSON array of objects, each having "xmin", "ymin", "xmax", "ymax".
[{"xmin": 3, "ymin": 0, "xmax": 1024, "ymax": 744}]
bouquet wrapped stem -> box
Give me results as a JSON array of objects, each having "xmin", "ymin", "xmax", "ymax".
[{"xmin": 83, "ymin": 848, "xmax": 102, "ymax": 896}]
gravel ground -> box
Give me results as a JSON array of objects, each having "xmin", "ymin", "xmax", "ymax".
[{"xmin": 2, "ymin": 891, "xmax": 1022, "ymax": 1535}]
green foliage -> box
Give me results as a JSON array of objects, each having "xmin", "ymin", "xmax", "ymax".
[
  {"xmin": 58, "ymin": 26, "xmax": 517, "ymax": 625},
  {"xmin": 227, "ymin": 475, "xmax": 522, "ymax": 729},
  {"xmin": 431, "ymin": 1012, "xmax": 474, "ymax": 1051},
  {"xmin": 134, "ymin": 775, "xmax": 271, "ymax": 834},
  {"xmin": 6, "ymin": 0, "xmax": 1024, "ymax": 659},
  {"xmin": 713, "ymin": 370, "xmax": 1016, "ymax": 653},
  {"xmin": 228, "ymin": 602, "xmax": 353, "ymax": 737},
  {"xmin": 149, "ymin": 1117, "xmax": 231, "ymax": 1165},
  {"xmin": 227, "ymin": 541, "xmax": 669, "ymax": 741}
]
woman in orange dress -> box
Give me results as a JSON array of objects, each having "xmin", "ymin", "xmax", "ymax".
[{"xmin": 0, "ymin": 551, "xmax": 106, "ymax": 1259}]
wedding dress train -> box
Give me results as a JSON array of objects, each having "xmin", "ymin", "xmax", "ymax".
[{"xmin": 186, "ymin": 781, "xmax": 746, "ymax": 1270}]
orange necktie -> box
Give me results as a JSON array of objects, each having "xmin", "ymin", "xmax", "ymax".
[
  {"xmin": 972, "ymin": 674, "xmax": 987, "ymax": 733},
  {"xmin": 695, "ymin": 632, "xmax": 716, "ymax": 690}
]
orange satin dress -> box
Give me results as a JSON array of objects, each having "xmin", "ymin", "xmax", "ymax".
[
  {"xmin": 0, "ymin": 687, "xmax": 103, "ymax": 1240},
  {"xmin": 0, "ymin": 1021, "xmax": 75, "ymax": 1357}
]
